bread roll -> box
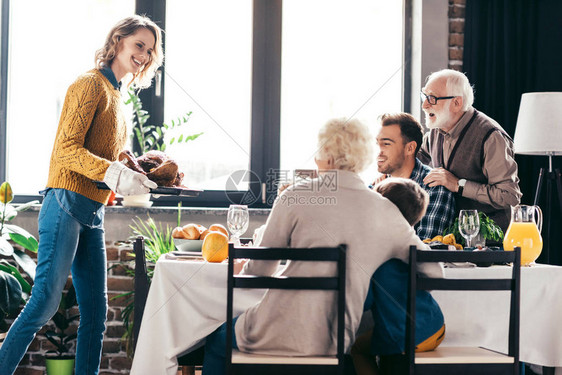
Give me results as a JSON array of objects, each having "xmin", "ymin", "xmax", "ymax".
[
  {"xmin": 182, "ymin": 223, "xmax": 202, "ymax": 240},
  {"xmin": 172, "ymin": 227, "xmax": 185, "ymax": 239}
]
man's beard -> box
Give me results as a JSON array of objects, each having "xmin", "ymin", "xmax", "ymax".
[
  {"xmin": 425, "ymin": 105, "xmax": 454, "ymax": 130},
  {"xmin": 377, "ymin": 154, "xmax": 405, "ymax": 175}
]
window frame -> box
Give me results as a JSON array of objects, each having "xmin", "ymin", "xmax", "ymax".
[
  {"xmin": 1, "ymin": 0, "xmax": 413, "ymax": 207},
  {"xmin": 0, "ymin": 0, "xmax": 9, "ymax": 187}
]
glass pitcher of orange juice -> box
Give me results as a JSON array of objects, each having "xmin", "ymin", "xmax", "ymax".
[{"xmin": 503, "ymin": 205, "xmax": 543, "ymax": 265}]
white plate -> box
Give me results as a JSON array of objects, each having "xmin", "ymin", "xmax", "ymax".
[
  {"xmin": 173, "ymin": 238, "xmax": 203, "ymax": 251},
  {"xmin": 122, "ymin": 200, "xmax": 153, "ymax": 208},
  {"xmin": 170, "ymin": 250, "xmax": 203, "ymax": 257}
]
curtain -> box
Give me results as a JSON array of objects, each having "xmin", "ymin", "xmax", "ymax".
[{"xmin": 463, "ymin": 0, "xmax": 562, "ymax": 264}]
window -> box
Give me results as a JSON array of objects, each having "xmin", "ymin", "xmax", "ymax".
[
  {"xmin": 280, "ymin": 1, "xmax": 403, "ymax": 181},
  {"xmin": 163, "ymin": 0, "xmax": 253, "ymax": 191},
  {"xmin": 2, "ymin": 0, "xmax": 408, "ymax": 206},
  {"xmin": 4, "ymin": 0, "xmax": 135, "ymax": 195}
]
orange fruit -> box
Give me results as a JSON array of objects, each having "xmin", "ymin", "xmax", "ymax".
[
  {"xmin": 202, "ymin": 232, "xmax": 229, "ymax": 263},
  {"xmin": 209, "ymin": 224, "xmax": 229, "ymax": 238}
]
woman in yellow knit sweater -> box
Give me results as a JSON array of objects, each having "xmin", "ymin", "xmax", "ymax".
[{"xmin": 0, "ymin": 16, "xmax": 163, "ymax": 375}]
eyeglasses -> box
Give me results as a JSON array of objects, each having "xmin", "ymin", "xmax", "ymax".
[{"xmin": 420, "ymin": 91, "xmax": 457, "ymax": 105}]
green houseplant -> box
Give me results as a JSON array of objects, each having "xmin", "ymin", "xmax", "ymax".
[
  {"xmin": 44, "ymin": 285, "xmax": 79, "ymax": 375},
  {"xmin": 0, "ymin": 181, "xmax": 39, "ymax": 331},
  {"xmin": 125, "ymin": 90, "xmax": 203, "ymax": 157}
]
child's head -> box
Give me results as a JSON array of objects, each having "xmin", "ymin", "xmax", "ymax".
[{"xmin": 375, "ymin": 177, "xmax": 429, "ymax": 226}]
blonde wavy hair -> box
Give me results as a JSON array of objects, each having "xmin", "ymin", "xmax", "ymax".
[
  {"xmin": 95, "ymin": 15, "xmax": 163, "ymax": 89},
  {"xmin": 316, "ymin": 118, "xmax": 373, "ymax": 173}
]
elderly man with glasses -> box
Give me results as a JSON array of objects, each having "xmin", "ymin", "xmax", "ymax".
[{"xmin": 418, "ymin": 69, "xmax": 522, "ymax": 232}]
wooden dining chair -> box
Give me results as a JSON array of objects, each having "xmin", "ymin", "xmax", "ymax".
[
  {"xmin": 225, "ymin": 243, "xmax": 347, "ymax": 375},
  {"xmin": 403, "ymin": 246, "xmax": 521, "ymax": 375}
]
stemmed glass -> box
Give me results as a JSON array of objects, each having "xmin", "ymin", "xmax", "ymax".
[
  {"xmin": 227, "ymin": 205, "xmax": 249, "ymax": 246},
  {"xmin": 458, "ymin": 210, "xmax": 480, "ymax": 248}
]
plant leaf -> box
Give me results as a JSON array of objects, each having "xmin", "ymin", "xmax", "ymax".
[
  {"xmin": 0, "ymin": 237, "xmax": 14, "ymax": 256},
  {"xmin": 63, "ymin": 333, "xmax": 77, "ymax": 344},
  {"xmin": 0, "ymin": 271, "xmax": 23, "ymax": 315},
  {"xmin": 12, "ymin": 249, "xmax": 37, "ymax": 279},
  {"xmin": 62, "ymin": 285, "xmax": 77, "ymax": 309},
  {"xmin": 0, "ymin": 182, "xmax": 13, "ymax": 204},
  {"xmin": 181, "ymin": 132, "xmax": 204, "ymax": 143},
  {"xmin": 9, "ymin": 232, "xmax": 39, "ymax": 253},
  {"xmin": 0, "ymin": 204, "xmax": 17, "ymax": 222},
  {"xmin": 45, "ymin": 331, "xmax": 67, "ymax": 354},
  {"xmin": 3, "ymin": 224, "xmax": 33, "ymax": 238},
  {"xmin": 0, "ymin": 260, "xmax": 32, "ymax": 295},
  {"xmin": 52, "ymin": 311, "xmax": 70, "ymax": 331},
  {"xmin": 14, "ymin": 200, "xmax": 40, "ymax": 212}
]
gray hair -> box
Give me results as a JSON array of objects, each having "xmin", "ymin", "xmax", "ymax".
[
  {"xmin": 316, "ymin": 118, "xmax": 373, "ymax": 173},
  {"xmin": 426, "ymin": 69, "xmax": 474, "ymax": 111}
]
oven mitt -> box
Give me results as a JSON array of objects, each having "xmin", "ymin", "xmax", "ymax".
[{"xmin": 103, "ymin": 161, "xmax": 157, "ymax": 196}]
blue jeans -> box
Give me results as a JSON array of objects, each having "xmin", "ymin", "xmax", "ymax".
[
  {"xmin": 0, "ymin": 189, "xmax": 107, "ymax": 375},
  {"xmin": 202, "ymin": 317, "xmax": 239, "ymax": 375}
]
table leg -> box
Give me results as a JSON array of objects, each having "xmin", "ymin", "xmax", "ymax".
[{"xmin": 543, "ymin": 366, "xmax": 555, "ymax": 375}]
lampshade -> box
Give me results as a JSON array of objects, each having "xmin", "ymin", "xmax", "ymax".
[{"xmin": 514, "ymin": 92, "xmax": 562, "ymax": 155}]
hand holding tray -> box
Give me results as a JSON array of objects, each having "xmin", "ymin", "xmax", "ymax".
[{"xmin": 94, "ymin": 181, "xmax": 202, "ymax": 197}]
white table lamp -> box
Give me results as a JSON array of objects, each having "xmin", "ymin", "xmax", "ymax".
[{"xmin": 514, "ymin": 92, "xmax": 562, "ymax": 264}]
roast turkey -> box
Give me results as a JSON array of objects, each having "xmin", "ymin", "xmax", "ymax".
[{"xmin": 118, "ymin": 150, "xmax": 184, "ymax": 187}]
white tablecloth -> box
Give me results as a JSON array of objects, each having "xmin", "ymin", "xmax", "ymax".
[
  {"xmin": 130, "ymin": 258, "xmax": 264, "ymax": 375},
  {"xmin": 435, "ymin": 264, "xmax": 562, "ymax": 368},
  {"xmin": 131, "ymin": 259, "xmax": 562, "ymax": 375}
]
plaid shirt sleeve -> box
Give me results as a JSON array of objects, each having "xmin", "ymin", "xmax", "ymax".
[{"xmin": 415, "ymin": 185, "xmax": 456, "ymax": 240}]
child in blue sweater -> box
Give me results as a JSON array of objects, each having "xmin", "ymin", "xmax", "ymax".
[{"xmin": 352, "ymin": 177, "xmax": 445, "ymax": 374}]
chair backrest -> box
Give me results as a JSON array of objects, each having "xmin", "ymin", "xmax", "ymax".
[
  {"xmin": 406, "ymin": 246, "xmax": 521, "ymax": 375},
  {"xmin": 133, "ymin": 236, "xmax": 149, "ymax": 351},
  {"xmin": 225, "ymin": 243, "xmax": 347, "ymax": 375}
]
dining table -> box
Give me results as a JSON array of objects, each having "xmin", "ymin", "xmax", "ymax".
[{"xmin": 130, "ymin": 255, "xmax": 562, "ymax": 375}]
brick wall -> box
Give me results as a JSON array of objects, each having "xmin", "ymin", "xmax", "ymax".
[
  {"xmin": 448, "ymin": 0, "xmax": 466, "ymax": 71},
  {"xmin": 8, "ymin": 242, "xmax": 136, "ymax": 375}
]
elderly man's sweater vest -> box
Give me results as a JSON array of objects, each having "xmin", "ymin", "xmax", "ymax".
[{"xmin": 426, "ymin": 110, "xmax": 512, "ymax": 232}]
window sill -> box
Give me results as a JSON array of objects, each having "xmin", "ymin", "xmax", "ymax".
[{"xmin": 12, "ymin": 204, "xmax": 271, "ymax": 243}]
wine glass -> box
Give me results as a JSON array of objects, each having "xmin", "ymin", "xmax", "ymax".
[
  {"xmin": 458, "ymin": 210, "xmax": 480, "ymax": 248},
  {"xmin": 227, "ymin": 205, "xmax": 249, "ymax": 246}
]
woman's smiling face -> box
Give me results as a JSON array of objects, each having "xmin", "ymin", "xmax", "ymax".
[{"xmin": 111, "ymin": 27, "xmax": 155, "ymax": 81}]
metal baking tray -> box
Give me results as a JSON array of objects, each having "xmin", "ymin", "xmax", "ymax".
[{"xmin": 94, "ymin": 181, "xmax": 202, "ymax": 197}]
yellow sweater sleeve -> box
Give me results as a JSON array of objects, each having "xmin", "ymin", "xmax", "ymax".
[{"xmin": 52, "ymin": 74, "xmax": 111, "ymax": 180}]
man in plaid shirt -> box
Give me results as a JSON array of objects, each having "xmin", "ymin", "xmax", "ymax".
[{"xmin": 373, "ymin": 113, "xmax": 455, "ymax": 240}]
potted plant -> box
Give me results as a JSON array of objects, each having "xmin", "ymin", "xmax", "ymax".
[
  {"xmin": 0, "ymin": 181, "xmax": 39, "ymax": 331},
  {"xmin": 125, "ymin": 89, "xmax": 203, "ymax": 158},
  {"xmin": 44, "ymin": 285, "xmax": 79, "ymax": 375}
]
